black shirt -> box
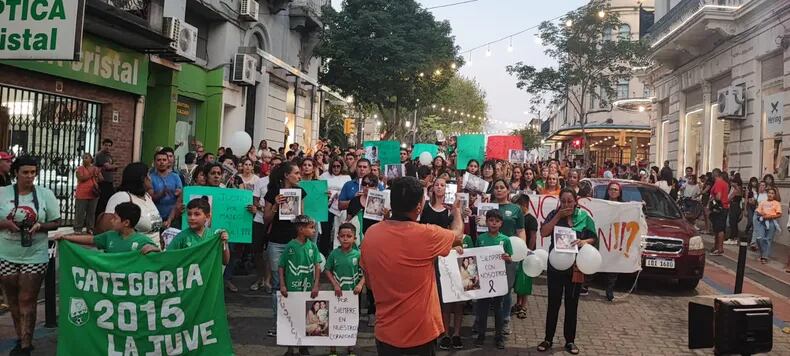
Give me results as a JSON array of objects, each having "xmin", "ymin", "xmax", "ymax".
[
  {"xmin": 543, "ymin": 208, "xmax": 597, "ymax": 273},
  {"xmin": 0, "ymin": 174, "xmax": 10, "ymax": 187},
  {"xmin": 264, "ymin": 187, "xmax": 307, "ymax": 244},
  {"xmin": 419, "ymin": 202, "xmax": 452, "ymax": 229},
  {"xmin": 347, "ymin": 196, "xmax": 380, "ymax": 235}
]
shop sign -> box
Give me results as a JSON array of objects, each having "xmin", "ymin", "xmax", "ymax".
[
  {"xmin": 2, "ymin": 36, "xmax": 148, "ymax": 95},
  {"xmin": 0, "ymin": 0, "xmax": 85, "ymax": 60},
  {"xmin": 764, "ymin": 93, "xmax": 784, "ymax": 135}
]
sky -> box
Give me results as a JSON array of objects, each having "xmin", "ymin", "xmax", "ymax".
[{"xmin": 330, "ymin": 0, "xmax": 588, "ymax": 130}]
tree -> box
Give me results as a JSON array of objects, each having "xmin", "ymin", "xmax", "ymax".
[
  {"xmin": 318, "ymin": 0, "xmax": 463, "ymax": 140},
  {"xmin": 511, "ymin": 127, "xmax": 543, "ymax": 150},
  {"xmin": 319, "ymin": 103, "xmax": 351, "ymax": 150},
  {"xmin": 506, "ymin": 0, "xmax": 647, "ymax": 166},
  {"xmin": 413, "ymin": 74, "xmax": 488, "ymax": 143}
]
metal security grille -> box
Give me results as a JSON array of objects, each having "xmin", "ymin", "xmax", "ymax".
[{"xmin": 0, "ymin": 85, "xmax": 102, "ymax": 224}]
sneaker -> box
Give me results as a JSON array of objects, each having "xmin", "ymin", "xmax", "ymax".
[
  {"xmin": 724, "ymin": 239, "xmax": 737, "ymax": 245},
  {"xmin": 439, "ymin": 336, "xmax": 452, "ymax": 350},
  {"xmin": 225, "ymin": 280, "xmax": 239, "ymax": 293},
  {"xmin": 709, "ymin": 250, "xmax": 724, "ymax": 256},
  {"xmin": 452, "ymin": 336, "xmax": 464, "ymax": 349},
  {"xmin": 367, "ymin": 314, "xmax": 376, "ymax": 327},
  {"xmin": 502, "ymin": 321, "xmax": 511, "ymax": 335},
  {"xmin": 495, "ymin": 337, "xmax": 506, "ymax": 349},
  {"xmin": 474, "ymin": 337, "xmax": 485, "ymax": 347},
  {"xmin": 579, "ymin": 287, "xmax": 589, "ymax": 296}
]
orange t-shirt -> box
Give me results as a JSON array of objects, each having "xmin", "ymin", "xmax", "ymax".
[{"xmin": 360, "ymin": 220, "xmax": 455, "ymax": 348}]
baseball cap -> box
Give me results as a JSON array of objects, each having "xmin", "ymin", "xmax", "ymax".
[{"xmin": 0, "ymin": 152, "xmax": 14, "ymax": 161}]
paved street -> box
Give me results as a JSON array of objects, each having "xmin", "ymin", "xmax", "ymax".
[{"xmin": 3, "ymin": 260, "xmax": 788, "ymax": 355}]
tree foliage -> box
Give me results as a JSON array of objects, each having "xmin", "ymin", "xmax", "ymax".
[
  {"xmin": 319, "ymin": 103, "xmax": 350, "ymax": 149},
  {"xmin": 318, "ymin": 0, "xmax": 463, "ymax": 140},
  {"xmin": 414, "ymin": 75, "xmax": 488, "ymax": 143},
  {"xmin": 510, "ymin": 127, "xmax": 543, "ymax": 150},
  {"xmin": 506, "ymin": 0, "xmax": 647, "ymax": 162}
]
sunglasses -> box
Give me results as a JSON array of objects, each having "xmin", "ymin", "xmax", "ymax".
[
  {"xmin": 362, "ymin": 181, "xmax": 376, "ymax": 187},
  {"xmin": 332, "ymin": 164, "xmax": 342, "ymax": 168}
]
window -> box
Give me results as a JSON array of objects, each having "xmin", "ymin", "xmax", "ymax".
[
  {"xmin": 643, "ymin": 86, "xmax": 652, "ymax": 98},
  {"xmin": 589, "ymin": 92, "xmax": 596, "ymax": 109},
  {"xmin": 616, "ymin": 80, "xmax": 629, "ymax": 99},
  {"xmin": 618, "ymin": 25, "xmax": 631, "ymax": 40},
  {"xmin": 603, "ymin": 27, "xmax": 612, "ymax": 41}
]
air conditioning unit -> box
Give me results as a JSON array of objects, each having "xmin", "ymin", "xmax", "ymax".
[
  {"xmin": 240, "ymin": 0, "xmax": 259, "ymax": 21},
  {"xmin": 232, "ymin": 54, "xmax": 257, "ymax": 86},
  {"xmin": 716, "ymin": 85, "xmax": 745, "ymax": 118},
  {"xmin": 163, "ymin": 17, "xmax": 180, "ymax": 50},
  {"xmin": 176, "ymin": 22, "xmax": 198, "ymax": 62}
]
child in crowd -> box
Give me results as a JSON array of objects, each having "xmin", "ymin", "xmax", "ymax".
[
  {"xmin": 325, "ymin": 223, "xmax": 365, "ymax": 356},
  {"xmin": 474, "ymin": 210, "xmax": 513, "ymax": 349},
  {"xmin": 754, "ymin": 188, "xmax": 782, "ymax": 264},
  {"xmin": 279, "ymin": 215, "xmax": 321, "ymax": 356},
  {"xmin": 167, "ymin": 198, "xmax": 230, "ymax": 265},
  {"xmin": 57, "ymin": 202, "xmax": 159, "ymax": 254},
  {"xmin": 513, "ymin": 194, "xmax": 538, "ymax": 318},
  {"xmin": 439, "ymin": 234, "xmax": 474, "ymax": 350}
]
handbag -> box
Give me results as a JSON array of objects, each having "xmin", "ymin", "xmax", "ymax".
[{"xmin": 709, "ymin": 199, "xmax": 723, "ymax": 214}]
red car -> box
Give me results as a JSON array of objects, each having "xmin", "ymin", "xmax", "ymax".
[{"xmin": 583, "ymin": 178, "xmax": 706, "ymax": 289}]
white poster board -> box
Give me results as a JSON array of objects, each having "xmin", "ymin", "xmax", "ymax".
[
  {"xmin": 276, "ymin": 291, "xmax": 359, "ymax": 346},
  {"xmin": 438, "ymin": 246, "xmax": 508, "ymax": 303},
  {"xmin": 280, "ymin": 189, "xmax": 302, "ymax": 221},
  {"xmin": 0, "ymin": 0, "xmax": 85, "ymax": 60}
]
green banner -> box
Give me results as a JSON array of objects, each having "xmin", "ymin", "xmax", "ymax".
[
  {"xmin": 363, "ymin": 140, "xmax": 400, "ymax": 169},
  {"xmin": 2, "ymin": 36, "xmax": 149, "ymax": 95},
  {"xmin": 456, "ymin": 134, "xmax": 485, "ymax": 169},
  {"xmin": 299, "ymin": 180, "xmax": 329, "ymax": 222},
  {"xmin": 411, "ymin": 143, "xmax": 439, "ymax": 160},
  {"xmin": 57, "ymin": 240, "xmax": 233, "ymax": 355},
  {"xmin": 182, "ymin": 186, "xmax": 253, "ymax": 243}
]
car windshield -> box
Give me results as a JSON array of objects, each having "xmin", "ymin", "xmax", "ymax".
[{"xmin": 593, "ymin": 184, "xmax": 682, "ymax": 219}]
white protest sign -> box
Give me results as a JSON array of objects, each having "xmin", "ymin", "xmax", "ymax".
[
  {"xmin": 277, "ymin": 291, "xmax": 359, "ymax": 346},
  {"xmin": 438, "ymin": 246, "xmax": 508, "ymax": 303},
  {"xmin": 0, "ymin": 0, "xmax": 85, "ymax": 60},
  {"xmin": 524, "ymin": 195, "xmax": 646, "ymax": 273}
]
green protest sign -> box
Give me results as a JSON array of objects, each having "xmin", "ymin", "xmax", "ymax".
[
  {"xmin": 57, "ymin": 239, "xmax": 233, "ymax": 355},
  {"xmin": 182, "ymin": 186, "xmax": 253, "ymax": 243},
  {"xmin": 299, "ymin": 180, "xmax": 329, "ymax": 222},
  {"xmin": 363, "ymin": 140, "xmax": 400, "ymax": 169},
  {"xmin": 456, "ymin": 134, "xmax": 485, "ymax": 169},
  {"xmin": 412, "ymin": 143, "xmax": 439, "ymax": 160}
]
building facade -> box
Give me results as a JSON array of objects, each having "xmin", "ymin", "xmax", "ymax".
[
  {"xmin": 644, "ymin": 0, "xmax": 789, "ymax": 245},
  {"xmin": 544, "ymin": 0, "xmax": 655, "ymax": 167}
]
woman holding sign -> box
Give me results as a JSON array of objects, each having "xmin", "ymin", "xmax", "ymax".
[
  {"xmin": 602, "ymin": 182, "xmax": 623, "ymax": 302},
  {"xmin": 491, "ymin": 179, "xmax": 525, "ymax": 336},
  {"xmin": 537, "ymin": 188, "xmax": 596, "ymax": 355}
]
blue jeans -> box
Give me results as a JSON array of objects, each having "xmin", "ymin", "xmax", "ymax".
[
  {"xmin": 753, "ymin": 215, "xmax": 778, "ymax": 259},
  {"xmin": 268, "ymin": 242, "xmax": 288, "ymax": 315},
  {"xmin": 223, "ymin": 243, "xmax": 239, "ymax": 281}
]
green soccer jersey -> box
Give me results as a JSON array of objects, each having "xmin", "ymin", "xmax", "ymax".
[
  {"xmin": 461, "ymin": 235, "xmax": 474, "ymax": 248},
  {"xmin": 167, "ymin": 228, "xmax": 216, "ymax": 250},
  {"xmin": 476, "ymin": 232, "xmax": 513, "ymax": 256},
  {"xmin": 279, "ymin": 238, "xmax": 320, "ymax": 291},
  {"xmin": 498, "ymin": 203, "xmax": 525, "ymax": 237},
  {"xmin": 93, "ymin": 231, "xmax": 157, "ymax": 253},
  {"xmin": 326, "ymin": 247, "xmax": 361, "ymax": 291}
]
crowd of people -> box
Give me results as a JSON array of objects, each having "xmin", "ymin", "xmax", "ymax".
[{"xmin": 1, "ymin": 134, "xmax": 790, "ymax": 355}]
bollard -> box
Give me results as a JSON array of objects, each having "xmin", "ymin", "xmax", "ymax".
[{"xmin": 44, "ymin": 240, "xmax": 57, "ymax": 328}]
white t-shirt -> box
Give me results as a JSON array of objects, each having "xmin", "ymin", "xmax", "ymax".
[
  {"xmin": 682, "ymin": 184, "xmax": 701, "ymax": 198},
  {"xmin": 105, "ymin": 191, "xmax": 162, "ymax": 242},
  {"xmin": 253, "ymin": 176, "xmax": 270, "ymax": 223},
  {"xmin": 319, "ymin": 172, "xmax": 351, "ymax": 215}
]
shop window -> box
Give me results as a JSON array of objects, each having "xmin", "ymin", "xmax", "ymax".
[
  {"xmin": 709, "ymin": 104, "xmax": 730, "ymax": 171},
  {"xmin": 684, "ymin": 108, "xmax": 704, "ymax": 174}
]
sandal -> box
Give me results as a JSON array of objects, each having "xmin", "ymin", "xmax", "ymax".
[
  {"xmin": 565, "ymin": 342, "xmax": 580, "ymax": 355},
  {"xmin": 537, "ymin": 340, "xmax": 552, "ymax": 352},
  {"xmin": 225, "ymin": 281, "xmax": 239, "ymax": 293},
  {"xmin": 516, "ymin": 308, "xmax": 528, "ymax": 319}
]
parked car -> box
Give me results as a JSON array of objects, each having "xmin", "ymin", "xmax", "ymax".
[{"xmin": 583, "ymin": 178, "xmax": 705, "ymax": 289}]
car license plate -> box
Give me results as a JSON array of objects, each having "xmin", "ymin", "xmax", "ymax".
[{"xmin": 645, "ymin": 258, "xmax": 675, "ymax": 269}]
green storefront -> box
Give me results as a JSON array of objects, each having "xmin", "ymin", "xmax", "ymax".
[{"xmin": 142, "ymin": 63, "xmax": 224, "ymax": 166}]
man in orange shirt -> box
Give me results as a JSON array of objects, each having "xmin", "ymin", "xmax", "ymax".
[{"xmin": 361, "ymin": 176, "xmax": 465, "ymax": 355}]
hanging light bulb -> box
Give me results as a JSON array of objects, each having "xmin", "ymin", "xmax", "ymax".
[
  {"xmin": 565, "ymin": 19, "xmax": 573, "ymax": 27},
  {"xmin": 598, "ymin": 10, "xmax": 605, "ymax": 18},
  {"xmin": 450, "ymin": 62, "xmax": 457, "ymax": 69},
  {"xmin": 419, "ymin": 72, "xmax": 425, "ymax": 78},
  {"xmin": 507, "ymin": 37, "xmax": 514, "ymax": 52}
]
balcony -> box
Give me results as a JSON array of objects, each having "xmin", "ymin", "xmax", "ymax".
[
  {"xmin": 645, "ymin": 0, "xmax": 750, "ymax": 68},
  {"xmin": 84, "ymin": 0, "xmax": 173, "ymax": 52},
  {"xmin": 290, "ymin": 0, "xmax": 327, "ymax": 32}
]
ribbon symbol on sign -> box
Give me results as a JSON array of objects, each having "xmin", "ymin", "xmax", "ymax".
[{"xmin": 488, "ymin": 279, "xmax": 496, "ymax": 293}]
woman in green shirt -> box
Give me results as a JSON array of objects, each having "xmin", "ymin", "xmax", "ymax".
[{"xmin": 490, "ymin": 178, "xmax": 525, "ymax": 335}]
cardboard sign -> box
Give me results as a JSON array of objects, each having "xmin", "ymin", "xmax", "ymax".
[
  {"xmin": 299, "ymin": 180, "xmax": 329, "ymax": 222},
  {"xmin": 438, "ymin": 246, "xmax": 508, "ymax": 302},
  {"xmin": 277, "ymin": 291, "xmax": 359, "ymax": 346},
  {"xmin": 456, "ymin": 134, "xmax": 485, "ymax": 169},
  {"xmin": 181, "ymin": 186, "xmax": 253, "ymax": 243},
  {"xmin": 486, "ymin": 136, "xmax": 523, "ymax": 161},
  {"xmin": 412, "ymin": 143, "xmax": 439, "ymax": 160}
]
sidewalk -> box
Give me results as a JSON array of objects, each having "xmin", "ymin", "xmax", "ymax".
[{"xmin": 701, "ymin": 233, "xmax": 790, "ymax": 292}]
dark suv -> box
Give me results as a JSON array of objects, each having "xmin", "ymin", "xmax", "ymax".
[{"xmin": 584, "ymin": 179, "xmax": 705, "ymax": 289}]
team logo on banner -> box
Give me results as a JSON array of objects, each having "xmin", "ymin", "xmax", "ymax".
[{"xmin": 68, "ymin": 298, "xmax": 89, "ymax": 326}]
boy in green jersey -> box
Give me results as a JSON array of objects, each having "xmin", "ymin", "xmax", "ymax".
[
  {"xmin": 167, "ymin": 198, "xmax": 230, "ymax": 264},
  {"xmin": 440, "ymin": 234, "xmax": 474, "ymax": 351},
  {"xmin": 56, "ymin": 202, "xmax": 159, "ymax": 254},
  {"xmin": 325, "ymin": 223, "xmax": 365, "ymax": 356},
  {"xmin": 279, "ymin": 215, "xmax": 320, "ymax": 356},
  {"xmin": 474, "ymin": 209, "xmax": 512, "ymax": 350}
]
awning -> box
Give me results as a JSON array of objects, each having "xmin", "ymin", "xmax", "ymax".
[
  {"xmin": 256, "ymin": 48, "xmax": 346, "ymax": 102},
  {"xmin": 546, "ymin": 124, "xmax": 651, "ymax": 142}
]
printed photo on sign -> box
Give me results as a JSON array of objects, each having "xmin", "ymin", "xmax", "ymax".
[
  {"xmin": 305, "ymin": 300, "xmax": 330, "ymax": 337},
  {"xmin": 280, "ymin": 189, "xmax": 302, "ymax": 221},
  {"xmin": 365, "ymin": 146, "xmax": 378, "ymax": 162},
  {"xmin": 444, "ymin": 184, "xmax": 458, "ymax": 205},
  {"xmin": 458, "ymin": 256, "xmax": 480, "ymax": 291},
  {"xmin": 553, "ymin": 226, "xmax": 579, "ymax": 253},
  {"xmin": 457, "ymin": 193, "xmax": 469, "ymax": 209},
  {"xmin": 364, "ymin": 190, "xmax": 387, "ymax": 221},
  {"xmin": 463, "ymin": 172, "xmax": 489, "ymax": 194},
  {"xmin": 508, "ymin": 149, "xmax": 525, "ymax": 163},
  {"xmin": 385, "ymin": 164, "xmax": 404, "ymax": 180},
  {"xmin": 477, "ymin": 203, "xmax": 499, "ymax": 232}
]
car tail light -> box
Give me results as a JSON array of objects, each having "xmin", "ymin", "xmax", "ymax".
[{"xmin": 688, "ymin": 236, "xmax": 704, "ymax": 251}]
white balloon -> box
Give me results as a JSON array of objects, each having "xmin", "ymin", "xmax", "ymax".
[
  {"xmin": 534, "ymin": 249, "xmax": 549, "ymax": 269},
  {"xmin": 509, "ymin": 236, "xmax": 528, "ymax": 262},
  {"xmin": 227, "ymin": 131, "xmax": 252, "ymax": 157},
  {"xmin": 576, "ymin": 244, "xmax": 603, "ymax": 275},
  {"xmin": 522, "ymin": 255, "xmax": 543, "ymax": 277},
  {"xmin": 548, "ymin": 249, "xmax": 575, "ymax": 271},
  {"xmin": 418, "ymin": 151, "xmax": 433, "ymax": 166}
]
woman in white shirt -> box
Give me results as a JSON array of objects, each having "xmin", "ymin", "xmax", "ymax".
[
  {"xmin": 104, "ymin": 162, "xmax": 163, "ymax": 245},
  {"xmin": 319, "ymin": 158, "xmax": 351, "ymax": 256}
]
